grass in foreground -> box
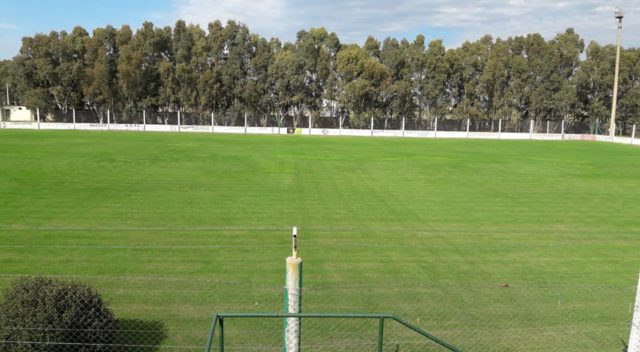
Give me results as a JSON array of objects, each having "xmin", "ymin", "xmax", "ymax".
[{"xmin": 0, "ymin": 130, "xmax": 639, "ymax": 351}]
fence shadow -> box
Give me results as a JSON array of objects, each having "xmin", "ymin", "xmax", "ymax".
[{"xmin": 114, "ymin": 319, "xmax": 168, "ymax": 352}]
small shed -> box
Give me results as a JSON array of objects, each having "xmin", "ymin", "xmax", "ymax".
[{"xmin": 0, "ymin": 106, "xmax": 35, "ymax": 122}]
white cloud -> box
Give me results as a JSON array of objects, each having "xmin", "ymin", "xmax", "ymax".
[
  {"xmin": 175, "ymin": 0, "xmax": 288, "ymax": 38},
  {"xmin": 173, "ymin": 0, "xmax": 640, "ymax": 47},
  {"xmin": 0, "ymin": 22, "xmax": 17, "ymax": 30}
]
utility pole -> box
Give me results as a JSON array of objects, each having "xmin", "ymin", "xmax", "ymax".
[{"xmin": 609, "ymin": 7, "xmax": 624, "ymax": 139}]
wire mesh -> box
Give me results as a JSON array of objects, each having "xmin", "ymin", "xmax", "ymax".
[
  {"xmin": 0, "ymin": 276, "xmax": 636, "ymax": 352},
  {"xmin": 372, "ymin": 117, "xmax": 402, "ymax": 130},
  {"xmin": 469, "ymin": 119, "xmax": 498, "ymax": 132},
  {"xmin": 244, "ymin": 114, "xmax": 276, "ymax": 128},
  {"xmin": 437, "ymin": 119, "xmax": 466, "ymax": 132},
  {"xmin": 47, "ymin": 110, "xmax": 73, "ymax": 123},
  {"xmin": 404, "ymin": 118, "xmax": 435, "ymax": 131},
  {"xmin": 142, "ymin": 111, "xmax": 174, "ymax": 125},
  {"xmin": 108, "ymin": 110, "xmax": 141, "ymax": 124},
  {"xmin": 315, "ymin": 116, "xmax": 340, "ymax": 129},
  {"xmin": 74, "ymin": 110, "xmax": 102, "ymax": 124}
]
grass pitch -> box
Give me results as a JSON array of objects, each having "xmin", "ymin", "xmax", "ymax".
[{"xmin": 0, "ymin": 130, "xmax": 639, "ymax": 351}]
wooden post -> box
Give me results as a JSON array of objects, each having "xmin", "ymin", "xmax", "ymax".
[
  {"xmin": 308, "ymin": 115, "xmax": 312, "ymax": 135},
  {"xmin": 546, "ymin": 120, "xmax": 550, "ymax": 134},
  {"xmin": 143, "ymin": 110, "xmax": 146, "ymax": 131},
  {"xmin": 73, "ymin": 108, "xmax": 76, "ymax": 130},
  {"xmin": 211, "ymin": 112, "xmax": 215, "ymax": 133},
  {"xmin": 498, "ymin": 119, "xmax": 502, "ymax": 139},
  {"xmin": 244, "ymin": 113, "xmax": 247, "ymax": 134},
  {"xmin": 37, "ymin": 108, "xmax": 40, "ymax": 129},
  {"xmin": 632, "ymin": 124, "xmax": 636, "ymax": 145},
  {"xmin": 107, "ymin": 109, "xmax": 110, "ymax": 130},
  {"xmin": 177, "ymin": 110, "xmax": 181, "ymax": 133},
  {"xmin": 561, "ymin": 120, "xmax": 565, "ymax": 140},
  {"xmin": 402, "ymin": 117, "xmax": 405, "ymax": 137}
]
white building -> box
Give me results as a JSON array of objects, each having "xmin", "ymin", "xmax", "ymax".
[{"xmin": 0, "ymin": 106, "xmax": 35, "ymax": 122}]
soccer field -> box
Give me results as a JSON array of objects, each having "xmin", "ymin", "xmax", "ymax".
[{"xmin": 0, "ymin": 130, "xmax": 639, "ymax": 351}]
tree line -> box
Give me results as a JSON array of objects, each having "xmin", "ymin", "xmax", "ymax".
[{"xmin": 1, "ymin": 20, "xmax": 639, "ymax": 127}]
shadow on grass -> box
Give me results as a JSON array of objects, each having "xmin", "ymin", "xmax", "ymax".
[{"xmin": 113, "ymin": 319, "xmax": 168, "ymax": 352}]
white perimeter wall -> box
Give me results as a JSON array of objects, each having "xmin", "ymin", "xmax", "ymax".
[{"xmin": 0, "ymin": 121, "xmax": 637, "ymax": 147}]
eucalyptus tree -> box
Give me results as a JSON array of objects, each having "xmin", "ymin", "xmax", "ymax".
[
  {"xmin": 453, "ymin": 35, "xmax": 493, "ymax": 120},
  {"xmin": 380, "ymin": 37, "xmax": 414, "ymax": 122},
  {"xmin": 269, "ymin": 43, "xmax": 305, "ymax": 127},
  {"xmin": 116, "ymin": 25, "xmax": 143, "ymax": 111},
  {"xmin": 335, "ymin": 44, "xmax": 391, "ymax": 126},
  {"xmin": 129, "ymin": 21, "xmax": 171, "ymax": 110},
  {"xmin": 244, "ymin": 34, "xmax": 275, "ymax": 126},
  {"xmin": 478, "ymin": 38, "xmax": 510, "ymax": 120},
  {"xmin": 198, "ymin": 20, "xmax": 226, "ymax": 118},
  {"xmin": 617, "ymin": 48, "xmax": 640, "ymax": 128},
  {"xmin": 422, "ymin": 39, "xmax": 448, "ymax": 119},
  {"xmin": 294, "ymin": 28, "xmax": 340, "ymax": 124},
  {"xmin": 522, "ymin": 30, "xmax": 584, "ymax": 122},
  {"xmin": 12, "ymin": 27, "xmax": 88, "ymax": 112},
  {"xmin": 543, "ymin": 28, "xmax": 584, "ymax": 121},
  {"xmin": 218, "ymin": 21, "xmax": 253, "ymax": 123},
  {"xmin": 83, "ymin": 25, "xmax": 120, "ymax": 120},
  {"xmin": 575, "ymin": 42, "xmax": 614, "ymax": 123},
  {"xmin": 0, "ymin": 60, "xmax": 14, "ymax": 105}
]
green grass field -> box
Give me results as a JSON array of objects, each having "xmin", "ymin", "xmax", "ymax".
[{"xmin": 0, "ymin": 130, "xmax": 639, "ymax": 351}]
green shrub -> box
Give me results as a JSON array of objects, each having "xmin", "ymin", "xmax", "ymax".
[{"xmin": 0, "ymin": 276, "xmax": 117, "ymax": 352}]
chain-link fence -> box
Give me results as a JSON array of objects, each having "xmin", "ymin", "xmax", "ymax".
[
  {"xmin": 15, "ymin": 109, "xmax": 632, "ymax": 131},
  {"xmin": 4, "ymin": 109, "xmax": 639, "ymax": 140},
  {"xmin": 0, "ymin": 275, "xmax": 637, "ymax": 352}
]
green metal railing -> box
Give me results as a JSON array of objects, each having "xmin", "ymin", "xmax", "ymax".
[{"xmin": 204, "ymin": 312, "xmax": 463, "ymax": 352}]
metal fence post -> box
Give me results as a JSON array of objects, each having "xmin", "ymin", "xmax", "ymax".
[
  {"xmin": 402, "ymin": 117, "xmax": 405, "ymax": 137},
  {"xmin": 308, "ymin": 115, "xmax": 312, "ymax": 135},
  {"xmin": 218, "ymin": 317, "xmax": 224, "ymax": 352},
  {"xmin": 244, "ymin": 113, "xmax": 247, "ymax": 134},
  {"xmin": 546, "ymin": 120, "xmax": 550, "ymax": 134},
  {"xmin": 498, "ymin": 118, "xmax": 502, "ymax": 139},
  {"xmin": 37, "ymin": 108, "xmax": 40, "ymax": 129},
  {"xmin": 177, "ymin": 111, "xmax": 181, "ymax": 133},
  {"xmin": 370, "ymin": 116, "xmax": 374, "ymax": 136},
  {"xmin": 561, "ymin": 120, "xmax": 565, "ymax": 140},
  {"xmin": 211, "ymin": 112, "xmax": 214, "ymax": 133},
  {"xmin": 466, "ymin": 118, "xmax": 470, "ymax": 139},
  {"xmin": 73, "ymin": 108, "xmax": 76, "ymax": 130},
  {"xmin": 339, "ymin": 116, "xmax": 342, "ymax": 135},
  {"xmin": 143, "ymin": 110, "xmax": 146, "ymax": 131},
  {"xmin": 632, "ymin": 124, "xmax": 636, "ymax": 145},
  {"xmin": 107, "ymin": 109, "xmax": 110, "ymax": 130},
  {"xmin": 377, "ymin": 317, "xmax": 385, "ymax": 352}
]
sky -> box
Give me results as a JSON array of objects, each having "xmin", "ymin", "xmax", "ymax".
[{"xmin": 0, "ymin": 0, "xmax": 638, "ymax": 60}]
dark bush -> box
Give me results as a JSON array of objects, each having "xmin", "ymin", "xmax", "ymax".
[{"xmin": 0, "ymin": 276, "xmax": 117, "ymax": 352}]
